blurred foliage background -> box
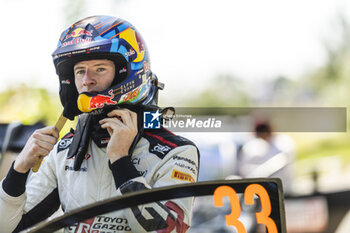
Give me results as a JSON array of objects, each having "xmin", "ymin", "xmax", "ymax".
[
  {"xmin": 0, "ymin": 85, "xmax": 61, "ymax": 125},
  {"xmin": 2, "ymin": 11, "xmax": 350, "ymax": 155}
]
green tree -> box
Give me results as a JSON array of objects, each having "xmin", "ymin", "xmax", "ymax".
[
  {"xmin": 304, "ymin": 13, "xmax": 350, "ymax": 106},
  {"xmin": 0, "ymin": 84, "xmax": 62, "ymax": 125},
  {"xmin": 182, "ymin": 74, "xmax": 251, "ymax": 107}
]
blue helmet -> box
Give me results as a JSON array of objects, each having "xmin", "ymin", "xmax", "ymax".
[{"xmin": 52, "ymin": 15, "xmax": 163, "ymax": 120}]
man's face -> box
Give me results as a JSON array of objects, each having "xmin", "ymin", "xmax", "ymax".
[{"xmin": 74, "ymin": 59, "xmax": 115, "ymax": 94}]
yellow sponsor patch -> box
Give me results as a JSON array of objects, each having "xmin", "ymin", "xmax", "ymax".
[{"xmin": 172, "ymin": 169, "xmax": 195, "ymax": 183}]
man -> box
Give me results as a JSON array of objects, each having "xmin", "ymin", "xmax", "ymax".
[
  {"xmin": 238, "ymin": 121, "xmax": 295, "ymax": 194},
  {"xmin": 0, "ymin": 15, "xmax": 199, "ymax": 232}
]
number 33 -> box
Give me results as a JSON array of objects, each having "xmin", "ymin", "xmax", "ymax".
[{"xmin": 213, "ymin": 184, "xmax": 278, "ymax": 233}]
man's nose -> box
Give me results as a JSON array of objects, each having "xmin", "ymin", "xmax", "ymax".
[{"xmin": 82, "ymin": 70, "xmax": 96, "ymax": 86}]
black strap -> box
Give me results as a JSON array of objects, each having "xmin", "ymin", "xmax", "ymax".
[
  {"xmin": 128, "ymin": 110, "xmax": 144, "ymax": 156},
  {"xmin": 66, "ymin": 114, "xmax": 92, "ymax": 171}
]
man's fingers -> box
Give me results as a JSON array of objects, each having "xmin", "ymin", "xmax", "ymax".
[
  {"xmin": 99, "ymin": 118, "xmax": 124, "ymax": 135},
  {"xmin": 30, "ymin": 126, "xmax": 58, "ymax": 157},
  {"xmin": 108, "ymin": 109, "xmax": 131, "ymax": 125},
  {"xmin": 31, "ymin": 143, "xmax": 50, "ymax": 157},
  {"xmin": 99, "ymin": 118, "xmax": 124, "ymax": 128},
  {"xmin": 34, "ymin": 126, "xmax": 59, "ymax": 139},
  {"xmin": 35, "ymin": 139, "xmax": 56, "ymax": 152},
  {"xmin": 107, "ymin": 109, "xmax": 137, "ymax": 128},
  {"xmin": 33, "ymin": 133, "xmax": 58, "ymax": 145},
  {"xmin": 13, "ymin": 125, "xmax": 60, "ymax": 173}
]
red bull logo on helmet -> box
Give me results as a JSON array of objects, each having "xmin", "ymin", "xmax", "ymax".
[
  {"xmin": 88, "ymin": 90, "xmax": 118, "ymax": 110},
  {"xmin": 65, "ymin": 28, "xmax": 93, "ymax": 41},
  {"xmin": 61, "ymin": 28, "xmax": 94, "ymax": 47},
  {"xmin": 61, "ymin": 37, "xmax": 92, "ymax": 47},
  {"xmin": 77, "ymin": 89, "xmax": 120, "ymax": 113}
]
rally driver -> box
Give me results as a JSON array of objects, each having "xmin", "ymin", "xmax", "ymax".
[{"xmin": 0, "ymin": 15, "xmax": 199, "ymax": 233}]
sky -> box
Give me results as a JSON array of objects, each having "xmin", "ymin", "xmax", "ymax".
[{"xmin": 1, "ymin": 0, "xmax": 350, "ymax": 104}]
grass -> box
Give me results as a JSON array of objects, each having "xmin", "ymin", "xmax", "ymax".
[
  {"xmin": 287, "ymin": 132, "xmax": 350, "ymax": 177},
  {"xmin": 293, "ymin": 133, "xmax": 350, "ymax": 161}
]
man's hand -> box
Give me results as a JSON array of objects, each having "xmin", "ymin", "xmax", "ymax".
[
  {"xmin": 99, "ymin": 109, "xmax": 138, "ymax": 163},
  {"xmin": 14, "ymin": 126, "xmax": 59, "ymax": 173}
]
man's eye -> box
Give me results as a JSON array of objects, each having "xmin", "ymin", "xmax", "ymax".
[
  {"xmin": 97, "ymin": 67, "xmax": 106, "ymax": 72},
  {"xmin": 75, "ymin": 70, "xmax": 85, "ymax": 75}
]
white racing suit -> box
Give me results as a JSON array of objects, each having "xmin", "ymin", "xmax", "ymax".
[{"xmin": 0, "ymin": 127, "xmax": 199, "ymax": 233}]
